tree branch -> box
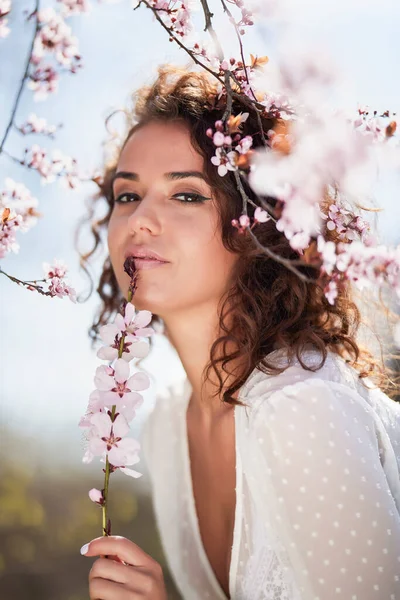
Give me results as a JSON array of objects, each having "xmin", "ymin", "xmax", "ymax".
[{"xmin": 0, "ymin": 0, "xmax": 40, "ymax": 154}]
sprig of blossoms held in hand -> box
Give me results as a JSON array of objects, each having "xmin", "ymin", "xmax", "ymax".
[{"xmin": 79, "ymin": 276, "xmax": 154, "ymax": 530}]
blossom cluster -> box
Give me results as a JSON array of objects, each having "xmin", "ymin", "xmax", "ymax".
[
  {"xmin": 22, "ymin": 144, "xmax": 80, "ymax": 188},
  {"xmin": 206, "ymin": 112, "xmax": 253, "ymax": 176},
  {"xmin": 26, "ymin": 5, "xmax": 83, "ymax": 100},
  {"xmin": 319, "ymin": 199, "xmax": 372, "ymax": 244},
  {"xmin": 317, "ymin": 235, "xmax": 400, "ymax": 305},
  {"xmin": 351, "ymin": 105, "xmax": 398, "ymax": 144},
  {"xmin": 0, "ymin": 178, "xmax": 40, "ymax": 258},
  {"xmin": 79, "ymin": 302, "xmax": 154, "ymax": 506},
  {"xmin": 17, "ymin": 113, "xmax": 59, "ymax": 137},
  {"xmin": 42, "ymin": 258, "xmax": 77, "ymax": 301}
]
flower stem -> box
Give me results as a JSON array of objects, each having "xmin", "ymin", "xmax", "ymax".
[{"xmin": 101, "ymin": 283, "xmax": 135, "ymax": 536}]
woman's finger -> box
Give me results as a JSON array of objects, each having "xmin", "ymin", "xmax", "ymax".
[
  {"xmin": 89, "ymin": 576, "xmax": 129, "ymax": 600},
  {"xmin": 89, "ymin": 557, "xmax": 129, "ymax": 586},
  {"xmin": 81, "ymin": 536, "xmax": 153, "ymax": 569}
]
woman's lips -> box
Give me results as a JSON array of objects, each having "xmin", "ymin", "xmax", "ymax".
[{"xmin": 133, "ymin": 257, "xmax": 170, "ymax": 270}]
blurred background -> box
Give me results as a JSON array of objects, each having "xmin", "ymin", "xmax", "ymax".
[{"xmin": 1, "ymin": 0, "xmax": 400, "ymax": 598}]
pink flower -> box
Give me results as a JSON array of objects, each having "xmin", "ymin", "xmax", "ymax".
[
  {"xmin": 117, "ymin": 302, "xmax": 154, "ymax": 338},
  {"xmin": 324, "ymin": 280, "xmax": 338, "ymax": 305},
  {"xmin": 27, "ymin": 65, "xmax": 59, "ymax": 100},
  {"xmin": 78, "ymin": 390, "xmax": 106, "ymax": 428},
  {"xmin": 94, "ymin": 358, "xmax": 148, "ymax": 418},
  {"xmin": 18, "ymin": 113, "xmax": 57, "ymax": 136},
  {"xmin": 236, "ymin": 135, "xmax": 253, "ymax": 154},
  {"xmin": 88, "ymin": 488, "xmax": 104, "ymax": 505},
  {"xmin": 47, "ymin": 276, "xmax": 77, "ymax": 302},
  {"xmin": 213, "ymin": 131, "xmax": 225, "ymax": 147},
  {"xmin": 43, "ymin": 258, "xmax": 68, "ymax": 280},
  {"xmin": 254, "ymin": 207, "xmax": 270, "ymax": 223},
  {"xmin": 97, "ymin": 303, "xmax": 153, "ymax": 362},
  {"xmin": 211, "ymin": 148, "xmax": 238, "ymax": 176},
  {"xmin": 86, "ymin": 412, "xmax": 141, "ymax": 471}
]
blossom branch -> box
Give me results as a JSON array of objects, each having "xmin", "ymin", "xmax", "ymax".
[{"xmin": 0, "ymin": 0, "xmax": 41, "ymax": 155}]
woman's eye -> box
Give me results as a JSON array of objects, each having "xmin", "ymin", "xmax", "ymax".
[
  {"xmin": 114, "ymin": 192, "xmax": 139, "ymax": 204},
  {"xmin": 172, "ymin": 192, "xmax": 210, "ymax": 204},
  {"xmin": 114, "ymin": 192, "xmax": 209, "ymax": 204}
]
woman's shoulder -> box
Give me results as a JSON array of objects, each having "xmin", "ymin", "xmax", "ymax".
[
  {"xmin": 240, "ymin": 348, "xmax": 359, "ymax": 404},
  {"xmin": 240, "ymin": 347, "xmax": 399, "ymax": 422}
]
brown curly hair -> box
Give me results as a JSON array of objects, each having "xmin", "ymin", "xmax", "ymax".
[{"xmin": 75, "ymin": 64, "xmax": 400, "ymax": 405}]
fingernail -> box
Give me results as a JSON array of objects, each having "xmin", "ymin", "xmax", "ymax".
[{"xmin": 80, "ymin": 543, "xmax": 90, "ymax": 555}]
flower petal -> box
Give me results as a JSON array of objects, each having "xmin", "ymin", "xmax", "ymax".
[
  {"xmin": 135, "ymin": 327, "xmax": 155, "ymax": 338},
  {"xmin": 119, "ymin": 466, "xmax": 143, "ymax": 478},
  {"xmin": 124, "ymin": 302, "xmax": 136, "ymax": 323},
  {"xmin": 127, "ymin": 371, "xmax": 150, "ymax": 392},
  {"xmin": 134, "ymin": 310, "xmax": 152, "ymax": 328},
  {"xmin": 112, "ymin": 413, "xmax": 130, "ymax": 438},
  {"xmin": 99, "ymin": 323, "xmax": 119, "ymax": 344},
  {"xmin": 90, "ymin": 412, "xmax": 112, "ymax": 437},
  {"xmin": 97, "ymin": 346, "xmax": 118, "ymax": 361},
  {"xmin": 114, "ymin": 358, "xmax": 129, "ymax": 383},
  {"xmin": 94, "ymin": 365, "xmax": 114, "ymax": 391}
]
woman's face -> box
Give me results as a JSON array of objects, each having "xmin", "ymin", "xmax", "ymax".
[{"xmin": 107, "ymin": 120, "xmax": 239, "ymax": 319}]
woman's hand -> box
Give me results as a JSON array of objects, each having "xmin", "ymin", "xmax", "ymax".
[{"xmin": 81, "ymin": 535, "xmax": 168, "ymax": 599}]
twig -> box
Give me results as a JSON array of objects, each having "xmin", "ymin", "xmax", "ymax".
[
  {"xmin": 0, "ymin": 0, "xmax": 41, "ymax": 154},
  {"xmin": 0, "ymin": 267, "xmax": 52, "ymax": 296}
]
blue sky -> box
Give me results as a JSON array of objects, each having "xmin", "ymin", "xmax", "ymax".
[{"xmin": 1, "ymin": 0, "xmax": 399, "ymax": 468}]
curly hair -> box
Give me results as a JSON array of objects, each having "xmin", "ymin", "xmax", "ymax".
[{"xmin": 75, "ymin": 63, "xmax": 400, "ymax": 405}]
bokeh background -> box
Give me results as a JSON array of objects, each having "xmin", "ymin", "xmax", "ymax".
[{"xmin": 1, "ymin": 1, "xmax": 400, "ymax": 598}]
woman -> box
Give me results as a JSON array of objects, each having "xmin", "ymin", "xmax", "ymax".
[{"xmin": 77, "ymin": 65, "xmax": 400, "ymax": 599}]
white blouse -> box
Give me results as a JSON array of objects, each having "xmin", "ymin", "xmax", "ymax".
[{"xmin": 140, "ymin": 349, "xmax": 400, "ymax": 599}]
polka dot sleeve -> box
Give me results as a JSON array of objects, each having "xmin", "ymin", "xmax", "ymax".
[{"xmin": 248, "ymin": 378, "xmax": 400, "ymax": 599}]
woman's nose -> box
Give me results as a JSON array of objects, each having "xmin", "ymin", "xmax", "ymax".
[{"xmin": 127, "ymin": 196, "xmax": 162, "ymax": 235}]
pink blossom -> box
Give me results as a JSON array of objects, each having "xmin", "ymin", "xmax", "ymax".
[
  {"xmin": 317, "ymin": 234, "xmax": 337, "ymax": 276},
  {"xmin": 0, "ymin": 178, "xmax": 39, "ymax": 232},
  {"xmin": 85, "ymin": 412, "xmax": 141, "ymax": 471},
  {"xmin": 23, "ymin": 144, "xmax": 80, "ymax": 188},
  {"xmin": 0, "ymin": 210, "xmax": 23, "ymax": 258},
  {"xmin": 47, "ymin": 276, "xmax": 77, "ymax": 302},
  {"xmin": 18, "ymin": 113, "xmax": 58, "ymax": 136},
  {"xmin": 43, "ymin": 258, "xmax": 68, "ymax": 280},
  {"xmin": 58, "ymin": 0, "xmax": 92, "ymax": 17},
  {"xmin": 213, "ymin": 131, "xmax": 225, "ymax": 147},
  {"xmin": 254, "ymin": 207, "xmax": 270, "ymax": 223},
  {"xmin": 94, "ymin": 358, "xmax": 148, "ymax": 418},
  {"xmin": 236, "ymin": 135, "xmax": 253, "ymax": 154},
  {"xmin": 78, "ymin": 390, "xmax": 107, "ymax": 428},
  {"xmin": 211, "ymin": 148, "xmax": 238, "ymax": 176},
  {"xmin": 117, "ymin": 302, "xmax": 154, "ymax": 338},
  {"xmin": 27, "ymin": 65, "xmax": 59, "ymax": 101},
  {"xmin": 231, "ymin": 214, "xmax": 251, "ymax": 234},
  {"xmin": 33, "ymin": 7, "xmax": 81, "ymax": 72},
  {"xmin": 324, "ymin": 280, "xmax": 338, "ymax": 305},
  {"xmin": 97, "ymin": 302, "xmax": 153, "ymax": 362},
  {"xmin": 88, "ymin": 488, "xmax": 104, "ymax": 505}
]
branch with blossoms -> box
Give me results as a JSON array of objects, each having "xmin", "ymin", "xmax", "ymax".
[
  {"xmin": 0, "ymin": 0, "xmax": 111, "ymax": 301},
  {"xmin": 78, "ymin": 259, "xmax": 155, "ymax": 538},
  {"xmin": 134, "ymin": 0, "xmax": 400, "ymax": 314}
]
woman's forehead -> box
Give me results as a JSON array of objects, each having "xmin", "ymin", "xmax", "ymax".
[{"xmin": 118, "ymin": 121, "xmax": 203, "ymax": 173}]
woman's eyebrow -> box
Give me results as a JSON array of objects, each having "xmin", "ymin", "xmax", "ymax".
[{"xmin": 111, "ymin": 170, "xmax": 207, "ymax": 185}]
